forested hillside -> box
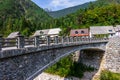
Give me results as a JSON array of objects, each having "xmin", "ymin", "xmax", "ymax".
[
  {"xmin": 54, "ymin": 4, "xmax": 120, "ymax": 36},
  {"xmin": 48, "ymin": 2, "xmax": 92, "ymax": 18},
  {"xmin": 1, "ymin": 0, "xmax": 120, "ymax": 36},
  {"xmin": 48, "ymin": 0, "xmax": 120, "ymax": 18},
  {"xmin": 0, "ymin": 0, "xmax": 53, "ymax": 36},
  {"xmin": 46, "ymin": 0, "xmax": 120, "ymax": 36}
]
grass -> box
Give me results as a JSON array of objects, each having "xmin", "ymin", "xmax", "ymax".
[
  {"xmin": 100, "ymin": 70, "xmax": 120, "ymax": 80},
  {"xmin": 45, "ymin": 55, "xmax": 95, "ymax": 78}
]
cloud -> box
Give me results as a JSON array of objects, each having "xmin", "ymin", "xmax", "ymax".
[
  {"xmin": 49, "ymin": 0, "xmax": 75, "ymax": 9},
  {"xmin": 49, "ymin": 0, "xmax": 96, "ymax": 11}
]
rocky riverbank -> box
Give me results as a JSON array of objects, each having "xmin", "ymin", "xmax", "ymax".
[{"xmin": 34, "ymin": 71, "xmax": 97, "ymax": 80}]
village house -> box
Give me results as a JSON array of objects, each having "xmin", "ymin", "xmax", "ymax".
[
  {"xmin": 33, "ymin": 28, "xmax": 61, "ymax": 37},
  {"xmin": 7, "ymin": 31, "xmax": 21, "ymax": 38},
  {"xmin": 5, "ymin": 32, "xmax": 21, "ymax": 46},
  {"xmin": 33, "ymin": 29, "xmax": 49, "ymax": 37},
  {"xmin": 70, "ymin": 29, "xmax": 89, "ymax": 37},
  {"xmin": 90, "ymin": 26, "xmax": 116, "ymax": 38},
  {"xmin": 47, "ymin": 28, "xmax": 61, "ymax": 37},
  {"xmin": 114, "ymin": 25, "xmax": 120, "ymax": 37}
]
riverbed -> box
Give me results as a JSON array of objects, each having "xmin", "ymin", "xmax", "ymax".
[{"xmin": 34, "ymin": 71, "xmax": 97, "ymax": 80}]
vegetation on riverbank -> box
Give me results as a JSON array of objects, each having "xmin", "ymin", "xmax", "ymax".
[
  {"xmin": 45, "ymin": 55, "xmax": 95, "ymax": 78},
  {"xmin": 100, "ymin": 70, "xmax": 120, "ymax": 80}
]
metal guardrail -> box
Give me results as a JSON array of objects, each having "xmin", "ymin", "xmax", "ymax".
[{"xmin": 0, "ymin": 35, "xmax": 109, "ymax": 50}]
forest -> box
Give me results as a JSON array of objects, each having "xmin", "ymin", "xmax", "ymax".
[{"xmin": 1, "ymin": 0, "xmax": 120, "ymax": 37}]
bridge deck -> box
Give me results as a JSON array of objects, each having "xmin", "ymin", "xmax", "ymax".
[{"xmin": 0, "ymin": 36, "xmax": 109, "ymax": 52}]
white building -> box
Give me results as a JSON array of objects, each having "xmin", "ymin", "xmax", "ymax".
[
  {"xmin": 33, "ymin": 29, "xmax": 49, "ymax": 37},
  {"xmin": 7, "ymin": 31, "xmax": 21, "ymax": 38},
  {"xmin": 90, "ymin": 26, "xmax": 116, "ymax": 38},
  {"xmin": 33, "ymin": 28, "xmax": 61, "ymax": 37},
  {"xmin": 48, "ymin": 28, "xmax": 61, "ymax": 37},
  {"xmin": 114, "ymin": 25, "xmax": 120, "ymax": 37}
]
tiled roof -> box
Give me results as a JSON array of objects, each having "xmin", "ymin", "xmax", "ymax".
[
  {"xmin": 33, "ymin": 28, "xmax": 61, "ymax": 36},
  {"xmin": 33, "ymin": 29, "xmax": 49, "ymax": 36},
  {"xmin": 48, "ymin": 28, "xmax": 61, "ymax": 35},
  {"xmin": 7, "ymin": 32, "xmax": 21, "ymax": 38}
]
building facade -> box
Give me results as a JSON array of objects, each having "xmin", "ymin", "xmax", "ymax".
[
  {"xmin": 114, "ymin": 25, "xmax": 120, "ymax": 37},
  {"xmin": 70, "ymin": 29, "xmax": 89, "ymax": 37},
  {"xmin": 90, "ymin": 26, "xmax": 116, "ymax": 38},
  {"xmin": 33, "ymin": 28, "xmax": 61, "ymax": 37}
]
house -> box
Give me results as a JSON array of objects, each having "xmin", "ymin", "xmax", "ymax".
[
  {"xmin": 48, "ymin": 28, "xmax": 61, "ymax": 37},
  {"xmin": 70, "ymin": 29, "xmax": 89, "ymax": 37},
  {"xmin": 33, "ymin": 29, "xmax": 49, "ymax": 37},
  {"xmin": 33, "ymin": 28, "xmax": 61, "ymax": 37},
  {"xmin": 7, "ymin": 31, "xmax": 21, "ymax": 38},
  {"xmin": 90, "ymin": 26, "xmax": 116, "ymax": 38},
  {"xmin": 114, "ymin": 25, "xmax": 120, "ymax": 37}
]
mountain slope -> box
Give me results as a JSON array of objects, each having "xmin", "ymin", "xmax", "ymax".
[
  {"xmin": 48, "ymin": 2, "xmax": 93, "ymax": 18},
  {"xmin": 48, "ymin": 0, "xmax": 120, "ymax": 18},
  {"xmin": 58, "ymin": 4, "xmax": 120, "ymax": 35},
  {"xmin": 0, "ymin": 0, "xmax": 52, "ymax": 21},
  {"xmin": 0, "ymin": 0, "xmax": 53, "ymax": 36}
]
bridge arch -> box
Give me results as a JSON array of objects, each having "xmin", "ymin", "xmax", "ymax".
[
  {"xmin": 0, "ymin": 41, "xmax": 107, "ymax": 80},
  {"xmin": 79, "ymin": 48, "xmax": 105, "ymax": 69},
  {"xmin": 27, "ymin": 42, "xmax": 107, "ymax": 80}
]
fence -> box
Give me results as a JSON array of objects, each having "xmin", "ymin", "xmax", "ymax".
[{"xmin": 0, "ymin": 35, "xmax": 109, "ymax": 51}]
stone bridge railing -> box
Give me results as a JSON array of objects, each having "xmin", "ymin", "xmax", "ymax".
[
  {"xmin": 0, "ymin": 35, "xmax": 109, "ymax": 80},
  {"xmin": 0, "ymin": 35, "xmax": 109, "ymax": 51}
]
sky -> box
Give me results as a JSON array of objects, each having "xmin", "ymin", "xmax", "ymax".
[{"xmin": 31, "ymin": 0, "xmax": 96, "ymax": 11}]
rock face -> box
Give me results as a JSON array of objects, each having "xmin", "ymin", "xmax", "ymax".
[
  {"xmin": 103, "ymin": 37, "xmax": 120, "ymax": 73},
  {"xmin": 34, "ymin": 73, "xmax": 64, "ymax": 80},
  {"xmin": 93, "ymin": 37, "xmax": 120, "ymax": 80}
]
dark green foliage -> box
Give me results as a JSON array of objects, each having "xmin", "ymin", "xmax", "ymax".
[
  {"xmin": 1, "ymin": 0, "xmax": 120, "ymax": 37},
  {"xmin": 100, "ymin": 70, "xmax": 120, "ymax": 80},
  {"xmin": 54, "ymin": 4, "xmax": 120, "ymax": 35},
  {"xmin": 45, "ymin": 55, "xmax": 95, "ymax": 78},
  {"xmin": 0, "ymin": 0, "xmax": 53, "ymax": 36}
]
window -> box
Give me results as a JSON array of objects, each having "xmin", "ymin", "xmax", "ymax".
[
  {"xmin": 111, "ymin": 34, "xmax": 113, "ymax": 36},
  {"xmin": 75, "ymin": 31, "xmax": 78, "ymax": 34},
  {"xmin": 40, "ymin": 31, "xmax": 44, "ymax": 35},
  {"xmin": 109, "ymin": 30, "xmax": 112, "ymax": 32},
  {"xmin": 81, "ymin": 31, "xmax": 85, "ymax": 34}
]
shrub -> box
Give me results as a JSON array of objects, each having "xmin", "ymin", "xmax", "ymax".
[
  {"xmin": 45, "ymin": 55, "xmax": 95, "ymax": 78},
  {"xmin": 100, "ymin": 70, "xmax": 120, "ymax": 80}
]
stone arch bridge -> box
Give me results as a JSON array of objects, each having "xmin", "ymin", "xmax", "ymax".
[{"xmin": 0, "ymin": 36, "xmax": 108, "ymax": 80}]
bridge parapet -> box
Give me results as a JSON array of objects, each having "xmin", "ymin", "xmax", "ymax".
[
  {"xmin": 0, "ymin": 36, "xmax": 109, "ymax": 51},
  {"xmin": 0, "ymin": 42, "xmax": 107, "ymax": 59}
]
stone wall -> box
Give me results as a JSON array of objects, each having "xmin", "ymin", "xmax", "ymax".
[
  {"xmin": 72, "ymin": 50, "xmax": 81, "ymax": 62},
  {"xmin": 79, "ymin": 49, "xmax": 104, "ymax": 69},
  {"xmin": 102, "ymin": 37, "xmax": 120, "ymax": 73},
  {"xmin": 0, "ymin": 46, "xmax": 78, "ymax": 80},
  {"xmin": 0, "ymin": 42, "xmax": 107, "ymax": 80}
]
